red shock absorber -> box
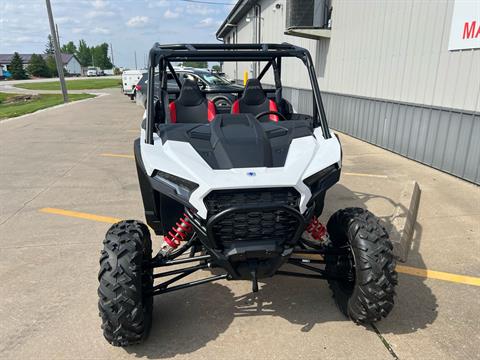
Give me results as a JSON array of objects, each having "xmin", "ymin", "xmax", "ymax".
[
  {"xmin": 163, "ymin": 213, "xmax": 193, "ymax": 249},
  {"xmin": 305, "ymin": 216, "xmax": 327, "ymax": 240},
  {"xmin": 302, "ymin": 215, "xmax": 330, "ymax": 246}
]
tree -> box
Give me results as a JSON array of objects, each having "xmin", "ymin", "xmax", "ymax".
[
  {"xmin": 91, "ymin": 43, "xmax": 113, "ymax": 69},
  {"xmin": 61, "ymin": 41, "xmax": 77, "ymax": 54},
  {"xmin": 182, "ymin": 61, "xmax": 208, "ymax": 69},
  {"xmin": 27, "ymin": 54, "xmax": 50, "ymax": 77},
  {"xmin": 76, "ymin": 39, "xmax": 91, "ymax": 67},
  {"xmin": 211, "ymin": 64, "xmax": 221, "ymax": 72},
  {"xmin": 45, "ymin": 55, "xmax": 58, "ymax": 77},
  {"xmin": 45, "ymin": 35, "xmax": 55, "ymax": 55},
  {"xmin": 9, "ymin": 52, "xmax": 28, "ymax": 80}
]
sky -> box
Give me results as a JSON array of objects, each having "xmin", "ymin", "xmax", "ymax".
[{"xmin": 0, "ymin": 0, "xmax": 235, "ymax": 68}]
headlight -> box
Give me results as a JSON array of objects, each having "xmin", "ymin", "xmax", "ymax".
[{"xmin": 153, "ymin": 170, "xmax": 199, "ymax": 198}]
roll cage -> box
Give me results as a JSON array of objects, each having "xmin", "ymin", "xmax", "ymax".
[{"xmin": 145, "ymin": 43, "xmax": 331, "ymax": 144}]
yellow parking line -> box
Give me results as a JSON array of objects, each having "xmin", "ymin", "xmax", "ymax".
[
  {"xmin": 396, "ymin": 265, "xmax": 480, "ymax": 287},
  {"xmin": 343, "ymin": 172, "xmax": 388, "ymax": 178},
  {"xmin": 40, "ymin": 207, "xmax": 120, "ymax": 224},
  {"xmin": 39, "ymin": 207, "xmax": 480, "ymax": 287},
  {"xmin": 100, "ymin": 153, "xmax": 134, "ymax": 159}
]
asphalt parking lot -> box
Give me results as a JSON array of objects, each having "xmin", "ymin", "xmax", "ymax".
[{"xmin": 1, "ymin": 89, "xmax": 479, "ymax": 359}]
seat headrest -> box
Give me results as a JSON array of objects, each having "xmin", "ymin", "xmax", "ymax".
[
  {"xmin": 176, "ymin": 79, "xmax": 205, "ymax": 106},
  {"xmin": 242, "ymin": 78, "xmax": 267, "ymax": 105}
]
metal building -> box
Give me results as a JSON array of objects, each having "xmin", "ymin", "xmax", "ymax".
[{"xmin": 216, "ymin": 0, "xmax": 480, "ymax": 184}]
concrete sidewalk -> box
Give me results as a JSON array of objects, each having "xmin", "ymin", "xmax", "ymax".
[{"xmin": 0, "ymin": 91, "xmax": 478, "ymax": 359}]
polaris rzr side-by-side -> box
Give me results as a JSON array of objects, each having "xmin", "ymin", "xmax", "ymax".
[{"xmin": 98, "ymin": 43, "xmax": 397, "ymax": 347}]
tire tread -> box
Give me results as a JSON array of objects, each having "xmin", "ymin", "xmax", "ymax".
[
  {"xmin": 98, "ymin": 220, "xmax": 153, "ymax": 346},
  {"xmin": 326, "ymin": 207, "xmax": 397, "ymax": 324}
]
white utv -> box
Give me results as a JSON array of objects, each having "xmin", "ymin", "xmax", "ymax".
[{"xmin": 98, "ymin": 43, "xmax": 397, "ymax": 347}]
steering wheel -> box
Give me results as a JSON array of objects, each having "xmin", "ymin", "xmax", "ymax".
[
  {"xmin": 212, "ymin": 96, "xmax": 232, "ymax": 108},
  {"xmin": 255, "ymin": 110, "xmax": 287, "ymax": 122}
]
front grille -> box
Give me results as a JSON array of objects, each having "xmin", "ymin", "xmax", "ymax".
[{"xmin": 204, "ymin": 188, "xmax": 301, "ymax": 245}]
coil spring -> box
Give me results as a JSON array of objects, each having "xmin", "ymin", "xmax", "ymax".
[
  {"xmin": 306, "ymin": 216, "xmax": 327, "ymax": 241},
  {"xmin": 163, "ymin": 213, "xmax": 193, "ymax": 249}
]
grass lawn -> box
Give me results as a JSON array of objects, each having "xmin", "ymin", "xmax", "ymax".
[
  {"xmin": 15, "ymin": 78, "xmax": 121, "ymax": 91},
  {"xmin": 0, "ymin": 93, "xmax": 95, "ymax": 119},
  {"xmin": 0, "ymin": 92, "xmax": 18, "ymax": 103}
]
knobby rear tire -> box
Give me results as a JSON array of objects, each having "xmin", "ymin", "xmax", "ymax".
[
  {"xmin": 98, "ymin": 220, "xmax": 153, "ymax": 346},
  {"xmin": 325, "ymin": 207, "xmax": 397, "ymax": 324}
]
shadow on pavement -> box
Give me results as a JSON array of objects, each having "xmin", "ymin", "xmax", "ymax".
[
  {"xmin": 127, "ymin": 282, "xmax": 235, "ymax": 358},
  {"xmin": 127, "ymin": 183, "xmax": 437, "ymax": 358},
  {"xmin": 376, "ymin": 221, "xmax": 438, "ymax": 335}
]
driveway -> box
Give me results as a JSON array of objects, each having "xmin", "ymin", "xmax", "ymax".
[{"xmin": 0, "ymin": 90, "xmax": 478, "ymax": 359}]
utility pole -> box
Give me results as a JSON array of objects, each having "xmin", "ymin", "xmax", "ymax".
[
  {"xmin": 45, "ymin": 0, "xmax": 68, "ymax": 103},
  {"xmin": 134, "ymin": 51, "xmax": 137, "ymax": 70},
  {"xmin": 110, "ymin": 43, "xmax": 115, "ymax": 66},
  {"xmin": 55, "ymin": 23, "xmax": 60, "ymax": 49}
]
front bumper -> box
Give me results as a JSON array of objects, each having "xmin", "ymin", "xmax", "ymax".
[{"xmin": 186, "ymin": 199, "xmax": 314, "ymax": 280}]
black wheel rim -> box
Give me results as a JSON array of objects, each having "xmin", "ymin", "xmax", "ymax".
[{"xmin": 334, "ymin": 246, "xmax": 356, "ymax": 294}]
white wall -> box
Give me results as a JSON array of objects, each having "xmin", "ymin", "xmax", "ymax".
[
  {"xmin": 223, "ymin": 0, "xmax": 318, "ymax": 89},
  {"xmin": 223, "ymin": 0, "xmax": 480, "ymax": 112}
]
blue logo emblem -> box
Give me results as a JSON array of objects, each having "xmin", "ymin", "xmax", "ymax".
[{"xmin": 246, "ymin": 171, "xmax": 256, "ymax": 177}]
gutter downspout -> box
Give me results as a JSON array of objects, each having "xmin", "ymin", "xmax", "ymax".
[{"xmin": 254, "ymin": 3, "xmax": 261, "ymax": 77}]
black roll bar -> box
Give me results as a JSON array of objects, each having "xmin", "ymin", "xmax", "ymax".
[
  {"xmin": 257, "ymin": 59, "xmax": 273, "ymax": 81},
  {"xmin": 166, "ymin": 61, "xmax": 182, "ymax": 88},
  {"xmin": 146, "ymin": 49, "xmax": 156, "ymax": 145},
  {"xmin": 305, "ymin": 51, "xmax": 331, "ymax": 138},
  {"xmin": 145, "ymin": 43, "xmax": 331, "ymax": 145}
]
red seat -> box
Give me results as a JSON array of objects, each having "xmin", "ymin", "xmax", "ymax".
[
  {"xmin": 231, "ymin": 79, "xmax": 278, "ymax": 122},
  {"xmin": 169, "ymin": 79, "xmax": 216, "ymax": 123}
]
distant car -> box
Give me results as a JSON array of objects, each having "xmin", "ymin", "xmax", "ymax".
[
  {"xmin": 211, "ymin": 70, "xmax": 235, "ymax": 83},
  {"xmin": 86, "ymin": 67, "xmax": 98, "ymax": 77},
  {"xmin": 122, "ymin": 70, "xmax": 146, "ymax": 100},
  {"xmin": 135, "ymin": 68, "xmax": 243, "ymax": 112}
]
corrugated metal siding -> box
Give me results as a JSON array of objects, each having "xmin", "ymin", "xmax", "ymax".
[
  {"xmin": 283, "ymin": 86, "xmax": 479, "ymax": 184},
  {"xmin": 221, "ymin": 0, "xmax": 480, "ymax": 184},
  {"xmin": 225, "ymin": 0, "xmax": 480, "ymax": 112},
  {"xmin": 324, "ymin": 91, "xmax": 480, "ymax": 184},
  {"xmin": 323, "ymin": 0, "xmax": 480, "ymax": 112}
]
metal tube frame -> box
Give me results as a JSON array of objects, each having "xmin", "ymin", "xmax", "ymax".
[
  {"xmin": 145, "ymin": 42, "xmax": 331, "ymax": 144},
  {"xmin": 145, "ymin": 236, "xmax": 351, "ymax": 297}
]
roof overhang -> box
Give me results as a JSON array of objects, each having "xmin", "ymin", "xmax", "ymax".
[{"xmin": 216, "ymin": 0, "xmax": 257, "ymax": 40}]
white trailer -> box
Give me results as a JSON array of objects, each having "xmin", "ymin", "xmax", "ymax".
[{"xmin": 122, "ymin": 70, "xmax": 146, "ymax": 100}]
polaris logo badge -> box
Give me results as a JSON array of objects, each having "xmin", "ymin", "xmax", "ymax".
[{"xmin": 246, "ymin": 171, "xmax": 256, "ymax": 177}]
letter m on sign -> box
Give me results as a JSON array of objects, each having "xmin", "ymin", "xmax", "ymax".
[{"xmin": 463, "ymin": 21, "xmax": 477, "ymax": 39}]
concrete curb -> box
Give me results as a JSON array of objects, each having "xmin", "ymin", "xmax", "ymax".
[{"xmin": 389, "ymin": 181, "xmax": 421, "ymax": 262}]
